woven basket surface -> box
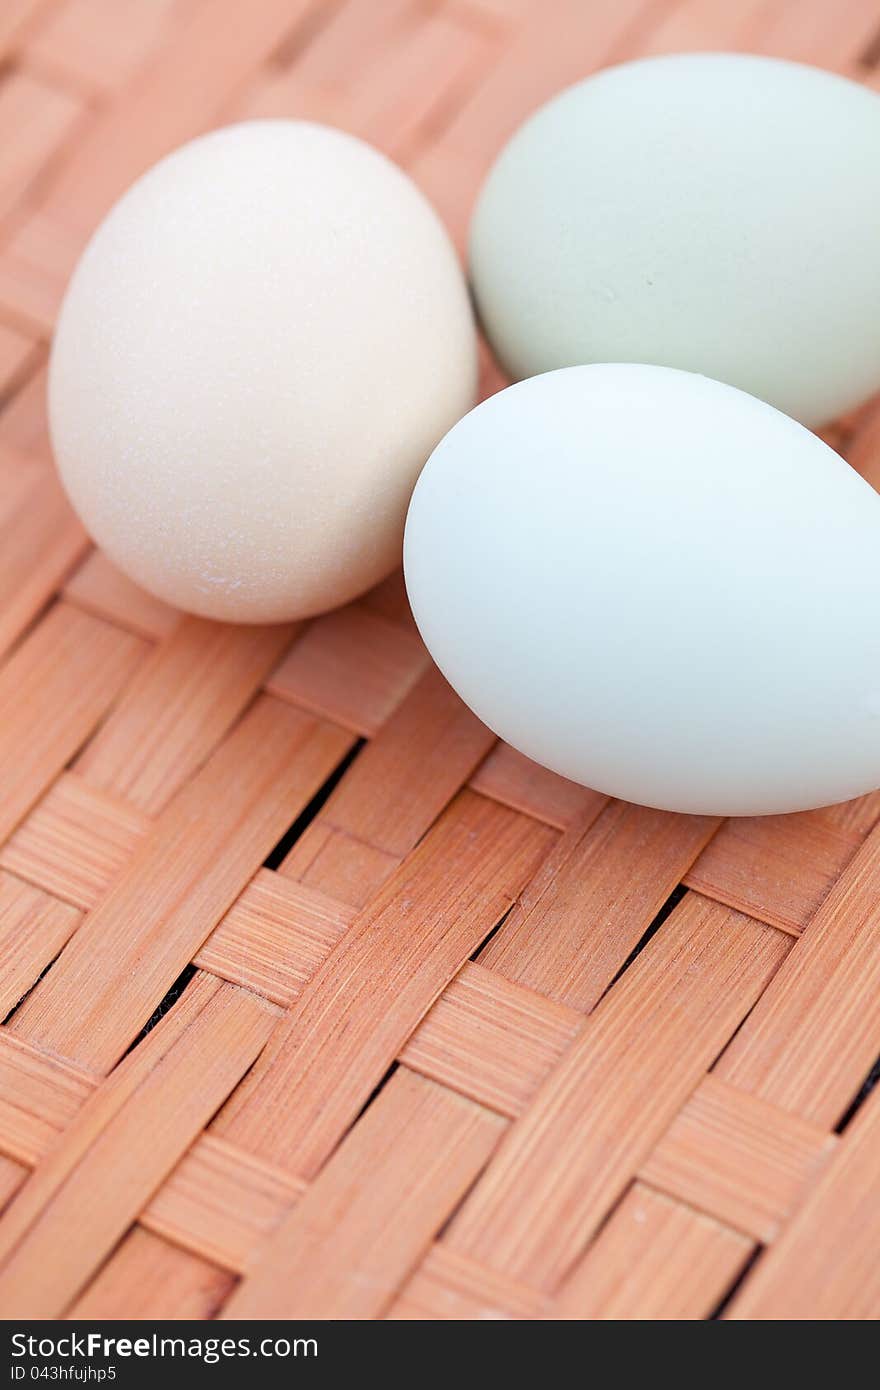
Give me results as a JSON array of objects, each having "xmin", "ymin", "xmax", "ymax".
[{"xmin": 1, "ymin": 0, "xmax": 880, "ymax": 1323}]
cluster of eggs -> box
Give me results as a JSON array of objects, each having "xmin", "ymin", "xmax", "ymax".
[{"xmin": 50, "ymin": 54, "xmax": 880, "ymax": 816}]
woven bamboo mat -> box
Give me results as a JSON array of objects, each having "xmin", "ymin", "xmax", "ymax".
[{"xmin": 1, "ymin": 0, "xmax": 880, "ymax": 1323}]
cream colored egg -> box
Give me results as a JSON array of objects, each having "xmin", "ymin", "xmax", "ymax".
[
  {"xmin": 405, "ymin": 364, "xmax": 880, "ymax": 816},
  {"xmin": 471, "ymin": 54, "xmax": 880, "ymax": 427},
  {"xmin": 50, "ymin": 121, "xmax": 476, "ymax": 622}
]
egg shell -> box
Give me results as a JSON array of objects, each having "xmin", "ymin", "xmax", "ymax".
[
  {"xmin": 404, "ymin": 364, "xmax": 880, "ymax": 816},
  {"xmin": 470, "ymin": 54, "xmax": 880, "ymax": 428},
  {"xmin": 50, "ymin": 121, "xmax": 476, "ymax": 623}
]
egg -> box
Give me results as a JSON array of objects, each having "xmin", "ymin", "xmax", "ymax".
[
  {"xmin": 404, "ymin": 364, "xmax": 880, "ymax": 816},
  {"xmin": 470, "ymin": 54, "xmax": 880, "ymax": 428},
  {"xmin": 50, "ymin": 121, "xmax": 476, "ymax": 623}
]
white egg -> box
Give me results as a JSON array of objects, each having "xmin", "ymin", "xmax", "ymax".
[
  {"xmin": 470, "ymin": 54, "xmax": 880, "ymax": 427},
  {"xmin": 404, "ymin": 364, "xmax": 880, "ymax": 816},
  {"xmin": 50, "ymin": 121, "xmax": 476, "ymax": 623}
]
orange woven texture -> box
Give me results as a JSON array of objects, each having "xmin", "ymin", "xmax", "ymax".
[{"xmin": 1, "ymin": 0, "xmax": 880, "ymax": 1322}]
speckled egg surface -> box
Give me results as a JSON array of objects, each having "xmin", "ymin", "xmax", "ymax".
[
  {"xmin": 470, "ymin": 54, "xmax": 880, "ymax": 427},
  {"xmin": 50, "ymin": 120, "xmax": 476, "ymax": 622}
]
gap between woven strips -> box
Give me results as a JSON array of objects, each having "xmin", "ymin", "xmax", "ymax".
[
  {"xmin": 122, "ymin": 963, "xmax": 198, "ymax": 1057},
  {"xmin": 858, "ymin": 19, "xmax": 880, "ymax": 70},
  {"xmin": 117, "ymin": 736, "xmax": 366, "ymax": 1057},
  {"xmin": 268, "ymin": 0, "xmax": 346, "ymax": 70},
  {"xmin": 427, "ymin": 883, "xmax": 704, "ymax": 1302},
  {"xmin": 596, "ymin": 881, "xmax": 689, "ymax": 1006},
  {"xmin": 835, "ymin": 1052, "xmax": 880, "ymax": 1133},
  {"xmin": 63, "ymin": 1046, "xmax": 273, "ymax": 1318},
  {"xmin": 1, "ymin": 949, "xmax": 64, "ymax": 1026},
  {"xmin": 262, "ymin": 736, "xmax": 365, "ymax": 869},
  {"xmin": 708, "ymin": 1245, "xmax": 764, "ymax": 1319}
]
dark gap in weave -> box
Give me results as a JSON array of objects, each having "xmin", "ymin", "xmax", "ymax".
[
  {"xmin": 63, "ymin": 624, "xmax": 151, "ymax": 774},
  {"xmin": 122, "ymin": 963, "xmax": 197, "ymax": 1057},
  {"xmin": 291, "ymin": 905, "xmax": 522, "ymax": 1171},
  {"xmin": 1, "ymin": 950, "xmax": 64, "ymax": 1025},
  {"xmin": 410, "ymin": 798, "xmax": 451, "ymax": 855},
  {"xmin": 471, "ymin": 902, "xmax": 515, "ymax": 961},
  {"xmin": 858, "ymin": 20, "xmax": 880, "ymax": 69},
  {"xmin": 268, "ymin": 0, "xmax": 346, "ymax": 69},
  {"xmin": 3, "ymin": 584, "xmax": 66, "ymax": 667},
  {"xmin": 204, "ymin": 1276, "xmax": 239, "ymax": 1322},
  {"xmin": 299, "ymin": 1060, "xmax": 402, "ymax": 1182},
  {"xmin": 703, "ymin": 924, "xmax": 796, "ymax": 1077},
  {"xmin": 707, "ymin": 1245, "xmax": 764, "ymax": 1320},
  {"xmin": 317, "ymin": 906, "xmax": 520, "ymax": 1168},
  {"xmin": 71, "ymin": 1033, "xmax": 259, "ymax": 1313},
  {"xmin": 351, "ymin": 1060, "xmax": 400, "ymax": 1130},
  {"xmin": 262, "ymin": 737, "xmax": 365, "ymax": 869},
  {"xmin": 214, "ymin": 1046, "xmax": 268, "ymax": 1125},
  {"xmin": 0, "ymin": 355, "xmax": 40, "ymax": 416},
  {"xmin": 834, "ymin": 1051, "xmax": 880, "ymax": 1133},
  {"xmin": 433, "ymin": 1124, "xmax": 515, "ymax": 1248},
  {"xmin": 600, "ymin": 882, "xmax": 688, "ymax": 1001}
]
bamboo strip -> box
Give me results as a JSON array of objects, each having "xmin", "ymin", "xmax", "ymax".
[
  {"xmin": 0, "ymin": 1030, "xmax": 93, "ymax": 1167},
  {"xmin": 825, "ymin": 787, "xmax": 880, "ymax": 836},
  {"xmin": 0, "ymin": 365, "xmax": 51, "ymax": 460},
  {"xmin": 0, "ymin": 1155, "xmax": 26, "ymax": 1214},
  {"xmin": 0, "ymin": 0, "xmax": 48, "ymax": 62},
  {"xmin": 716, "ymin": 820, "xmax": 880, "ymax": 1126},
  {"xmin": 0, "ymin": 71, "xmax": 84, "ymax": 225},
  {"xmin": 64, "ymin": 549, "xmax": 179, "ymax": 641},
  {"xmin": 215, "ymin": 792, "xmax": 554, "ymax": 1175},
  {"xmin": 389, "ymin": 1245, "xmax": 548, "ymax": 1320},
  {"xmin": 640, "ymin": 1074, "xmax": 837, "ymax": 1241},
  {"xmin": 0, "ymin": 973, "xmax": 278, "ymax": 1318},
  {"xmin": 68, "ymin": 1227, "xmax": 235, "ymax": 1321},
  {"xmin": 24, "ymin": 0, "xmax": 180, "ymax": 98},
  {"xmin": 200, "ymin": 894, "xmax": 586, "ymax": 1120},
  {"xmin": 470, "ymin": 742, "xmax": 606, "ymax": 830},
  {"xmin": 143, "ymin": 1133, "xmax": 305, "ymax": 1274},
  {"xmin": 750, "ymin": 0, "xmax": 880, "ymax": 72},
  {"xmin": 0, "ymin": 217, "xmax": 74, "ymax": 335},
  {"xmin": 223, "ymin": 1069, "xmax": 505, "ymax": 1319},
  {"xmin": 0, "ymin": 448, "xmax": 36, "ymax": 520},
  {"xmin": 443, "ymin": 896, "xmax": 789, "ymax": 1291},
  {"xmin": 285, "ymin": 826, "xmax": 401, "ymax": 910},
  {"xmin": 553, "ymin": 1183, "xmax": 752, "ymax": 1320},
  {"xmin": 408, "ymin": 0, "xmax": 654, "ymax": 237},
  {"xmin": 481, "ymin": 800, "xmax": 719, "ymax": 1011},
  {"xmin": 266, "ymin": 603, "xmax": 429, "ymax": 737},
  {"xmin": 76, "ymin": 616, "xmax": 298, "ymax": 814},
  {"xmin": 0, "ymin": 602, "xmax": 144, "ymax": 846},
  {"xmin": 0, "ymin": 870, "xmax": 80, "ymax": 1019},
  {"xmin": 0, "ymin": 465, "xmax": 86, "ymax": 660},
  {"xmin": 0, "ymin": 965, "xmax": 844, "ymax": 1270},
  {"xmin": 0, "ymin": 322, "xmax": 35, "ymax": 398},
  {"xmin": 241, "ymin": 4, "xmax": 494, "ymax": 165},
  {"xmin": 277, "ymin": 665, "xmax": 499, "ymax": 910},
  {"xmin": 637, "ymin": 0, "xmax": 784, "ymax": 58},
  {"xmin": 727, "ymin": 1084, "xmax": 880, "ymax": 1319},
  {"xmin": 9, "ymin": 697, "xmax": 352, "ymax": 1071},
  {"xmin": 194, "ymin": 868, "xmax": 352, "ymax": 1006},
  {"xmin": 684, "ymin": 810, "xmax": 865, "ymax": 934},
  {"xmin": 0, "ymin": 773, "xmax": 150, "ymax": 910},
  {"xmin": 282, "ymin": 666, "xmax": 498, "ymax": 876},
  {"xmin": 43, "ymin": 0, "xmax": 322, "ymax": 238},
  {"xmin": 0, "ymin": 0, "xmax": 875, "ymax": 1325},
  {"xmin": 399, "ymin": 960, "xmax": 582, "ymax": 1118}
]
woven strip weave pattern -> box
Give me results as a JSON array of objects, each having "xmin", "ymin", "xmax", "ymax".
[{"xmin": 0, "ymin": 0, "xmax": 879, "ymax": 1321}]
